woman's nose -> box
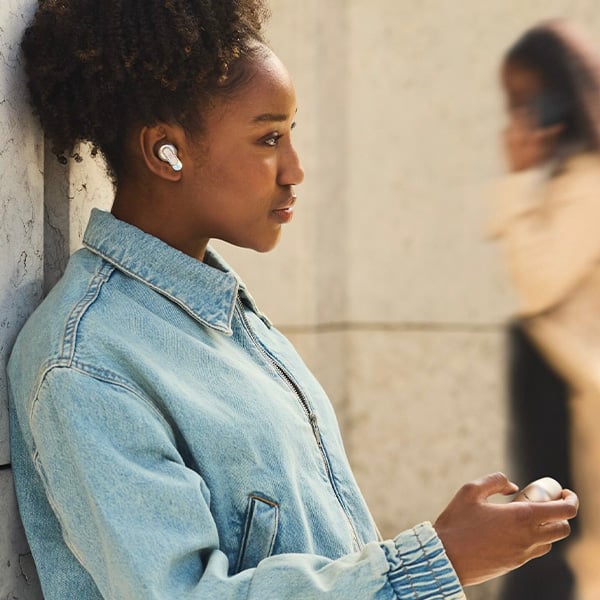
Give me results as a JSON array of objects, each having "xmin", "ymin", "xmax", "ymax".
[{"xmin": 279, "ymin": 143, "xmax": 305, "ymax": 187}]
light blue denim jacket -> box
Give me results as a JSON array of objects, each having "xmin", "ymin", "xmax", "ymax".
[{"xmin": 8, "ymin": 209, "xmax": 464, "ymax": 599}]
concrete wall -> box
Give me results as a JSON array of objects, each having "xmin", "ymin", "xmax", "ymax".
[
  {"xmin": 0, "ymin": 4, "xmax": 112, "ymax": 597},
  {"xmin": 1, "ymin": 2, "xmax": 44, "ymax": 596},
  {"xmin": 3, "ymin": 1, "xmax": 600, "ymax": 598}
]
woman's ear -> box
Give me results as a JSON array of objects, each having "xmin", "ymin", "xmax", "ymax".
[{"xmin": 138, "ymin": 125, "xmax": 185, "ymax": 182}]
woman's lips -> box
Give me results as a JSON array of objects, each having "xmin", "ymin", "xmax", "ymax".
[
  {"xmin": 271, "ymin": 205, "xmax": 294, "ymax": 223},
  {"xmin": 271, "ymin": 195, "xmax": 296, "ymax": 223}
]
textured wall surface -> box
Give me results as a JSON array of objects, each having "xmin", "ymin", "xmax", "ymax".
[
  {"xmin": 0, "ymin": 2, "xmax": 111, "ymax": 596},
  {"xmin": 0, "ymin": 0, "xmax": 42, "ymax": 470},
  {"xmin": 0, "ymin": 1, "xmax": 44, "ymax": 597},
  {"xmin": 3, "ymin": 2, "xmax": 600, "ymax": 599}
]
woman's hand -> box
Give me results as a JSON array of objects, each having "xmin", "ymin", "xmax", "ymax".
[
  {"xmin": 504, "ymin": 109, "xmax": 563, "ymax": 172},
  {"xmin": 433, "ymin": 472, "xmax": 579, "ymax": 587}
]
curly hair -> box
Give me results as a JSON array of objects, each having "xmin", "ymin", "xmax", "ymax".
[
  {"xmin": 504, "ymin": 20, "xmax": 600, "ymax": 155},
  {"xmin": 22, "ymin": 0, "xmax": 270, "ymax": 181}
]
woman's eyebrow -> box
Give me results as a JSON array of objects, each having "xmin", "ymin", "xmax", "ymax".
[
  {"xmin": 252, "ymin": 112, "xmax": 289, "ymax": 123},
  {"xmin": 252, "ymin": 108, "xmax": 297, "ymax": 124}
]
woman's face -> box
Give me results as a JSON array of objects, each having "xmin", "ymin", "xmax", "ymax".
[
  {"xmin": 179, "ymin": 47, "xmax": 304, "ymax": 255},
  {"xmin": 500, "ymin": 60, "xmax": 566, "ymax": 171},
  {"xmin": 502, "ymin": 61, "xmax": 545, "ymax": 115}
]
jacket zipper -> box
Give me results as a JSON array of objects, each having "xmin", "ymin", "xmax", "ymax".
[{"xmin": 235, "ymin": 298, "xmax": 362, "ymax": 550}]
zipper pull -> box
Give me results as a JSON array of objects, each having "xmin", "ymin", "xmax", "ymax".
[{"xmin": 309, "ymin": 413, "xmax": 321, "ymax": 438}]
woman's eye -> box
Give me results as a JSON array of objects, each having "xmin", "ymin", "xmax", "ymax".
[{"xmin": 263, "ymin": 133, "xmax": 281, "ymax": 147}]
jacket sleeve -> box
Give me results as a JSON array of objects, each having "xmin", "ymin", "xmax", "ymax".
[
  {"xmin": 28, "ymin": 366, "xmax": 464, "ymax": 600},
  {"xmin": 487, "ymin": 160, "xmax": 600, "ymax": 316}
]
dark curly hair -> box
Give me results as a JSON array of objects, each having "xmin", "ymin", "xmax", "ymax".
[{"xmin": 22, "ymin": 0, "xmax": 270, "ymax": 182}]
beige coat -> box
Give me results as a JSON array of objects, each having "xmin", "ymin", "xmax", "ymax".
[
  {"xmin": 489, "ymin": 152, "xmax": 600, "ymax": 600},
  {"xmin": 489, "ymin": 152, "xmax": 600, "ymax": 393}
]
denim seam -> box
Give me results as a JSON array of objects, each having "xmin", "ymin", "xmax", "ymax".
[
  {"xmin": 414, "ymin": 528, "xmax": 464, "ymax": 597},
  {"xmin": 386, "ymin": 528, "xmax": 462, "ymax": 600},
  {"xmin": 235, "ymin": 494, "xmax": 280, "ymax": 572},
  {"xmin": 414, "ymin": 528, "xmax": 443, "ymax": 595},
  {"xmin": 236, "ymin": 497, "xmax": 257, "ymax": 573},
  {"xmin": 31, "ymin": 450, "xmax": 90, "ymax": 573},
  {"xmin": 29, "ymin": 363, "xmax": 176, "ymax": 447},
  {"xmin": 60, "ymin": 262, "xmax": 114, "ymax": 365},
  {"xmin": 386, "ymin": 530, "xmax": 429, "ymax": 600},
  {"xmin": 28, "ymin": 362, "xmax": 178, "ymax": 595},
  {"xmin": 248, "ymin": 493, "xmax": 278, "ymax": 508},
  {"xmin": 250, "ymin": 495, "xmax": 280, "ymax": 557},
  {"xmin": 85, "ymin": 243, "xmax": 237, "ymax": 335},
  {"xmin": 393, "ymin": 544, "xmax": 419, "ymax": 600}
]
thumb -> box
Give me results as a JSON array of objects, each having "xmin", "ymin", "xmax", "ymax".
[{"xmin": 468, "ymin": 472, "xmax": 519, "ymax": 501}]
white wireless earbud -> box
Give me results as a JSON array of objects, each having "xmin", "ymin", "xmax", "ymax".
[{"xmin": 157, "ymin": 143, "xmax": 183, "ymax": 172}]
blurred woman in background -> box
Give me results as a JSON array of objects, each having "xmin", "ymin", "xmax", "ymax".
[{"xmin": 490, "ymin": 19, "xmax": 600, "ymax": 600}]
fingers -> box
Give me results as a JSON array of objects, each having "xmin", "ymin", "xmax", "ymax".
[
  {"xmin": 510, "ymin": 110, "xmax": 563, "ymax": 137},
  {"xmin": 537, "ymin": 520, "xmax": 572, "ymax": 544},
  {"xmin": 539, "ymin": 122, "xmax": 565, "ymax": 139},
  {"xmin": 506, "ymin": 488, "xmax": 577, "ymax": 547},
  {"xmin": 510, "ymin": 107, "xmax": 537, "ymax": 128},
  {"xmin": 561, "ymin": 488, "xmax": 579, "ymax": 509},
  {"xmin": 528, "ymin": 491, "xmax": 579, "ymax": 522},
  {"xmin": 435, "ymin": 476, "xmax": 577, "ymax": 587},
  {"xmin": 462, "ymin": 472, "xmax": 519, "ymax": 501}
]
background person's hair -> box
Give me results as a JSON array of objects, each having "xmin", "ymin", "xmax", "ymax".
[
  {"xmin": 21, "ymin": 0, "xmax": 270, "ymax": 183},
  {"xmin": 504, "ymin": 20, "xmax": 600, "ymax": 159}
]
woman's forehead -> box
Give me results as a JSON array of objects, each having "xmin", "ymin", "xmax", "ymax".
[
  {"xmin": 503, "ymin": 62, "xmax": 545, "ymax": 99},
  {"xmin": 211, "ymin": 50, "xmax": 297, "ymax": 125}
]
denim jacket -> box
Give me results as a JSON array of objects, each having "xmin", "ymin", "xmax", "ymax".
[{"xmin": 8, "ymin": 209, "xmax": 464, "ymax": 599}]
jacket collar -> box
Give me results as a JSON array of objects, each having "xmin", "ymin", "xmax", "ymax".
[{"xmin": 83, "ymin": 209, "xmax": 268, "ymax": 335}]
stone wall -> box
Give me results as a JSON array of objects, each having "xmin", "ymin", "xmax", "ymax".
[
  {"xmin": 0, "ymin": 4, "xmax": 112, "ymax": 597},
  {"xmin": 3, "ymin": 2, "xmax": 600, "ymax": 598},
  {"xmin": 1, "ymin": 2, "xmax": 44, "ymax": 596}
]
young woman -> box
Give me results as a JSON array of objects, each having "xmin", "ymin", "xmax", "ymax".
[
  {"xmin": 8, "ymin": 2, "xmax": 577, "ymax": 598},
  {"xmin": 489, "ymin": 19, "xmax": 600, "ymax": 600}
]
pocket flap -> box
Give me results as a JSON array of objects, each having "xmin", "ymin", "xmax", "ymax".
[{"xmin": 236, "ymin": 494, "xmax": 279, "ymax": 572}]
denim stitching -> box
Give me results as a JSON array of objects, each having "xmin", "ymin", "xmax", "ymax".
[
  {"xmin": 235, "ymin": 494, "xmax": 280, "ymax": 573},
  {"xmin": 60, "ymin": 262, "xmax": 114, "ymax": 365},
  {"xmin": 31, "ymin": 450, "xmax": 91, "ymax": 572},
  {"xmin": 412, "ymin": 526, "xmax": 464, "ymax": 599},
  {"xmin": 85, "ymin": 244, "xmax": 237, "ymax": 335},
  {"xmin": 388, "ymin": 535, "xmax": 419, "ymax": 600},
  {"xmin": 30, "ymin": 364, "xmax": 176, "ymax": 446},
  {"xmin": 249, "ymin": 495, "xmax": 280, "ymax": 556},
  {"xmin": 414, "ymin": 528, "xmax": 442, "ymax": 594},
  {"xmin": 235, "ymin": 497, "xmax": 258, "ymax": 573}
]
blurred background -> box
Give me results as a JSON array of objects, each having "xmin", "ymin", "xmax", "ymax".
[
  {"xmin": 3, "ymin": 1, "xmax": 600, "ymax": 598},
  {"xmin": 215, "ymin": 3, "xmax": 600, "ymax": 598}
]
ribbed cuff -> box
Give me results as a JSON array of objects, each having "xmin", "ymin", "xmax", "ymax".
[{"xmin": 382, "ymin": 522, "xmax": 465, "ymax": 599}]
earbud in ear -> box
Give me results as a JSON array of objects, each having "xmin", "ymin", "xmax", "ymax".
[{"xmin": 157, "ymin": 143, "xmax": 183, "ymax": 172}]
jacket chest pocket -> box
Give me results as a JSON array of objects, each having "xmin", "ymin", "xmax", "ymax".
[{"xmin": 235, "ymin": 494, "xmax": 279, "ymax": 572}]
